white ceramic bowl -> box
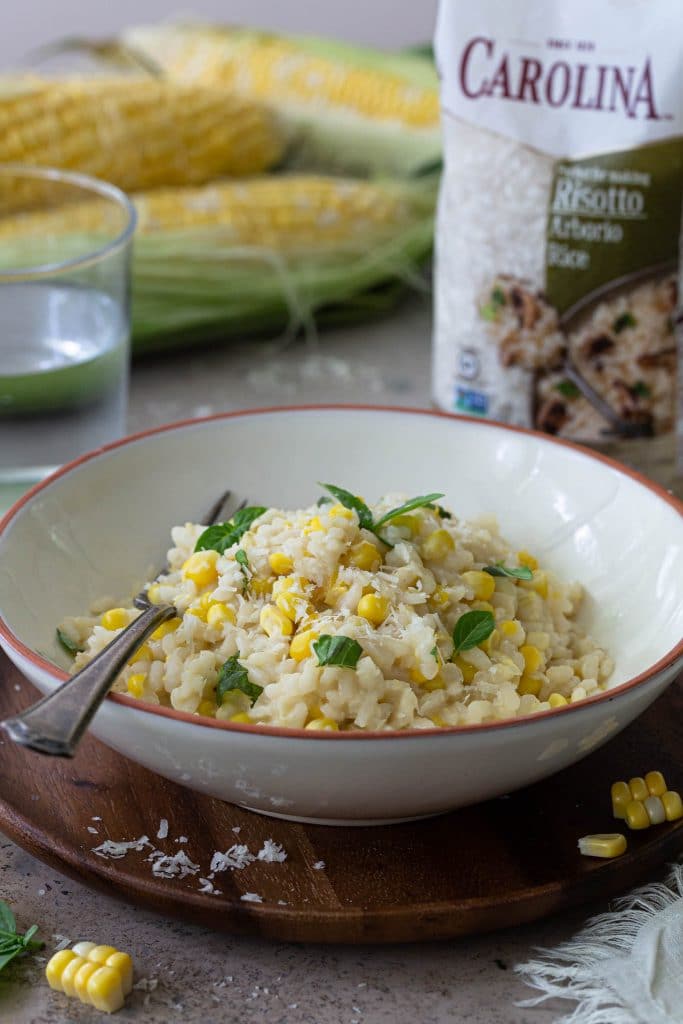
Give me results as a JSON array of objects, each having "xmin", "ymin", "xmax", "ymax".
[{"xmin": 1, "ymin": 406, "xmax": 682, "ymax": 825}]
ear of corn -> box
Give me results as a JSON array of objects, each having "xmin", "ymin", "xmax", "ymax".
[
  {"xmin": 0, "ymin": 75, "xmax": 284, "ymax": 193},
  {"xmin": 0, "ymin": 174, "xmax": 435, "ymax": 351},
  {"xmin": 122, "ymin": 23, "xmax": 441, "ymax": 177}
]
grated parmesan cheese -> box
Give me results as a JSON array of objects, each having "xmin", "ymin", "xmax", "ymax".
[
  {"xmin": 209, "ymin": 845, "xmax": 255, "ymax": 873},
  {"xmin": 240, "ymin": 893, "xmax": 263, "ymax": 903},
  {"xmin": 149, "ymin": 849, "xmax": 200, "ymax": 879},
  {"xmin": 157, "ymin": 819, "xmax": 169, "ymax": 840},
  {"xmin": 198, "ymin": 877, "xmax": 222, "ymax": 895},
  {"xmin": 313, "ymin": 860, "xmax": 325, "ymax": 870},
  {"xmin": 92, "ymin": 836, "xmax": 151, "ymax": 859},
  {"xmin": 257, "ymin": 840, "xmax": 287, "ymax": 864}
]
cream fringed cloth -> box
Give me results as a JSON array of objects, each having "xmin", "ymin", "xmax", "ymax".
[{"xmin": 517, "ymin": 863, "xmax": 683, "ymax": 1024}]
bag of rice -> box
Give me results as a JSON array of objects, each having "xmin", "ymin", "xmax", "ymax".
[{"xmin": 432, "ymin": 0, "xmax": 683, "ymax": 488}]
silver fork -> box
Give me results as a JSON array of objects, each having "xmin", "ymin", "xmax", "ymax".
[{"xmin": 1, "ymin": 490, "xmax": 242, "ymax": 758}]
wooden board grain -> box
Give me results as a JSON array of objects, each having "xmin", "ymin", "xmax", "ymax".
[{"xmin": 1, "ymin": 652, "xmax": 682, "ymax": 944}]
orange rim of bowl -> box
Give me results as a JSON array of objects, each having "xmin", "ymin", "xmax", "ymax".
[{"xmin": 1, "ymin": 403, "xmax": 682, "ymax": 740}]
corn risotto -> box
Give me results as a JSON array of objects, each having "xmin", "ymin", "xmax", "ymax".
[{"xmin": 59, "ymin": 493, "xmax": 614, "ymax": 730}]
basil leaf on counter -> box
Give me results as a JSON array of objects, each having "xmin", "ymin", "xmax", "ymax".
[
  {"xmin": 484, "ymin": 562, "xmax": 533, "ymax": 581},
  {"xmin": 0, "ymin": 900, "xmax": 42, "ymax": 974},
  {"xmin": 312, "ymin": 635, "xmax": 363, "ymax": 669},
  {"xmin": 216, "ymin": 655, "xmax": 263, "ymax": 707},
  {"xmin": 452, "ymin": 610, "xmax": 495, "ymax": 655},
  {"xmin": 195, "ymin": 506, "xmax": 267, "ymax": 554}
]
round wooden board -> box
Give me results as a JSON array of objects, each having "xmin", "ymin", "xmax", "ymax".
[{"xmin": 1, "ymin": 653, "xmax": 682, "ymax": 944}]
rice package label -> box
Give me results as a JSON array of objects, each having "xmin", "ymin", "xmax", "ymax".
[{"xmin": 432, "ymin": 0, "xmax": 682, "ymax": 463}]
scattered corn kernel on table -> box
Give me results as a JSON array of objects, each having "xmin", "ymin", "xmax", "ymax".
[{"xmin": 1, "ymin": 296, "xmax": 681, "ymax": 1023}]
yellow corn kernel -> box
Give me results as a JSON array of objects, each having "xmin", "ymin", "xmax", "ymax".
[
  {"xmin": 517, "ymin": 675, "xmax": 542, "ymax": 697},
  {"xmin": 305, "ymin": 717, "xmax": 339, "ymax": 731},
  {"xmin": 74, "ymin": 961, "xmax": 101, "ymax": 1003},
  {"xmin": 126, "ymin": 673, "xmax": 146, "ymax": 699},
  {"xmin": 645, "ymin": 771, "xmax": 667, "ymax": 797},
  {"xmin": 206, "ymin": 602, "xmax": 236, "ymax": 627},
  {"xmin": 188, "ymin": 593, "xmax": 213, "ymax": 621},
  {"xmin": 611, "ymin": 781, "xmax": 632, "ymax": 819},
  {"xmin": 357, "ymin": 593, "xmax": 390, "ymax": 626},
  {"xmin": 662, "ymin": 790, "xmax": 683, "ymax": 822},
  {"xmin": 100, "ymin": 608, "xmax": 128, "ymax": 631},
  {"xmin": 517, "ymin": 550, "xmax": 538, "ymax": 571},
  {"xmin": 60, "ymin": 955, "xmax": 85, "ymax": 998},
  {"xmin": 625, "ymin": 799, "xmax": 650, "ymax": 830},
  {"xmin": 531, "ymin": 572, "xmax": 548, "ymax": 599},
  {"xmin": 128, "ymin": 643, "xmax": 151, "ymax": 665},
  {"xmin": 421, "ymin": 528, "xmax": 455, "ymax": 561},
  {"xmin": 303, "ymin": 515, "xmax": 324, "ymax": 534},
  {"xmin": 346, "ymin": 540, "xmax": 381, "ymax": 571},
  {"xmin": 644, "ymin": 795, "xmax": 666, "ymax": 825},
  {"xmin": 103, "ymin": 953, "xmax": 133, "ymax": 996},
  {"xmin": 229, "ymin": 712, "xmax": 252, "ymax": 724},
  {"xmin": 453, "ymin": 654, "xmax": 476, "ymax": 684},
  {"xmin": 289, "ymin": 629, "xmax": 318, "ymax": 661},
  {"xmin": 324, "ymin": 580, "xmax": 349, "ymax": 607},
  {"xmin": 429, "ymin": 586, "xmax": 451, "ymax": 609},
  {"xmin": 548, "ymin": 692, "xmax": 568, "ymax": 708},
  {"xmin": 87, "ymin": 965, "xmax": 125, "ymax": 1014},
  {"xmin": 391, "ymin": 513, "xmax": 422, "ymax": 533},
  {"xmin": 197, "ymin": 699, "xmax": 215, "ymax": 717},
  {"xmin": 578, "ymin": 833, "xmax": 627, "ymax": 858},
  {"xmin": 461, "ymin": 570, "xmax": 496, "ymax": 602},
  {"xmin": 628, "ymin": 777, "xmax": 649, "ymax": 802},
  {"xmin": 409, "ymin": 665, "xmax": 429, "ymax": 684},
  {"xmin": 46, "ymin": 949, "xmax": 77, "ymax": 991},
  {"xmin": 520, "ymin": 644, "xmax": 543, "ymax": 674},
  {"xmin": 259, "ymin": 604, "xmax": 294, "ymax": 637},
  {"xmin": 328, "ymin": 504, "xmax": 354, "ymax": 520},
  {"xmin": 251, "ymin": 577, "xmax": 274, "ymax": 597},
  {"xmin": 269, "ymin": 552, "xmax": 293, "ymax": 576},
  {"xmin": 420, "ymin": 675, "xmax": 446, "ymax": 692},
  {"xmin": 500, "ymin": 620, "xmax": 519, "ymax": 637},
  {"xmin": 275, "ymin": 591, "xmax": 310, "ymax": 623},
  {"xmin": 150, "ymin": 617, "xmax": 181, "ymax": 640},
  {"xmin": 471, "ymin": 600, "xmax": 494, "ymax": 614},
  {"xmin": 481, "ymin": 629, "xmax": 499, "ymax": 654},
  {"xmin": 181, "ymin": 549, "xmax": 219, "ymax": 586},
  {"xmin": 146, "ymin": 583, "xmax": 163, "ymax": 604}
]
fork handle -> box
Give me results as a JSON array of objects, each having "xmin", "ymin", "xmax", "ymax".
[{"xmin": 2, "ymin": 603, "xmax": 177, "ymax": 758}]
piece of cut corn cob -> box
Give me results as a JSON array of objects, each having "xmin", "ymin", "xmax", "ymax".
[
  {"xmin": 46, "ymin": 941, "xmax": 133, "ymax": 1013},
  {"xmin": 578, "ymin": 833, "xmax": 627, "ymax": 859},
  {"xmin": 123, "ymin": 23, "xmax": 440, "ymax": 176},
  {"xmin": 0, "ymin": 75, "xmax": 284, "ymax": 194},
  {"xmin": 0, "ymin": 174, "xmax": 433, "ymax": 249}
]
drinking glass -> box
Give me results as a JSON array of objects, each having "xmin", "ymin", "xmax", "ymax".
[{"xmin": 0, "ymin": 166, "xmax": 136, "ymax": 510}]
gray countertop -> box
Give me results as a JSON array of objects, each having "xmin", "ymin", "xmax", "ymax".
[{"xmin": 0, "ymin": 296, "xmax": 656, "ymax": 1022}]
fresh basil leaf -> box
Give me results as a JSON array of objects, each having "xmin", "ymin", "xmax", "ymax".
[
  {"xmin": 195, "ymin": 506, "xmax": 267, "ymax": 554},
  {"xmin": 632, "ymin": 380, "xmax": 651, "ymax": 398},
  {"xmin": 235, "ymin": 548, "xmax": 250, "ymax": 592},
  {"xmin": 613, "ymin": 312, "xmax": 637, "ymax": 333},
  {"xmin": 216, "ymin": 655, "xmax": 263, "ymax": 707},
  {"xmin": 480, "ymin": 302, "xmax": 499, "ymax": 322},
  {"xmin": 21, "ymin": 925, "xmax": 39, "ymax": 947},
  {"xmin": 452, "ymin": 610, "xmax": 495, "ymax": 655},
  {"xmin": 374, "ymin": 493, "xmax": 445, "ymax": 530},
  {"xmin": 554, "ymin": 379, "xmax": 580, "ymax": 399},
  {"xmin": 313, "ymin": 635, "xmax": 363, "ymax": 669},
  {"xmin": 491, "ymin": 286, "xmax": 506, "ymax": 307},
  {"xmin": 0, "ymin": 947, "xmax": 22, "ymax": 972},
  {"xmin": 56, "ymin": 628, "xmax": 83, "ymax": 656},
  {"xmin": 484, "ymin": 562, "xmax": 533, "ymax": 581},
  {"xmin": 430, "ymin": 645, "xmax": 439, "ymax": 662},
  {"xmin": 316, "ymin": 496, "xmax": 333, "ymax": 506},
  {"xmin": 318, "ymin": 484, "xmax": 373, "ymax": 530},
  {"xmin": 0, "ymin": 902, "xmax": 16, "ymax": 935},
  {"xmin": 429, "ymin": 504, "xmax": 452, "ymax": 519}
]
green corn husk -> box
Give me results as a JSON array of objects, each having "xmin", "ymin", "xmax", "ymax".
[
  {"xmin": 121, "ymin": 22, "xmax": 442, "ymax": 178},
  {"xmin": 0, "ymin": 176, "xmax": 436, "ymax": 353}
]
